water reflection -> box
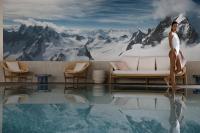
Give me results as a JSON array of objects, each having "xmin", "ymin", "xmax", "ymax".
[
  {"xmin": 168, "ymin": 92, "xmax": 185, "ymax": 133},
  {"xmin": 89, "ymin": 85, "xmax": 113, "ymax": 104},
  {"xmin": 91, "ymin": 84, "xmax": 106, "ymax": 96},
  {"xmin": 1, "ymin": 84, "xmax": 200, "ymax": 133}
]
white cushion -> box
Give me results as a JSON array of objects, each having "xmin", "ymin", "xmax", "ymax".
[
  {"xmin": 4, "ymin": 95, "xmax": 20, "ymax": 104},
  {"xmin": 156, "ymin": 57, "xmax": 170, "ymax": 70},
  {"xmin": 138, "ymin": 57, "xmax": 155, "ymax": 71},
  {"xmin": 113, "ymin": 70, "xmax": 169, "ymax": 76},
  {"xmin": 73, "ymin": 63, "xmax": 86, "ymax": 72},
  {"xmin": 4, "ymin": 94, "xmax": 28, "ymax": 104},
  {"xmin": 121, "ymin": 56, "xmax": 139, "ymax": 70},
  {"xmin": 6, "ymin": 61, "xmax": 21, "ymax": 72},
  {"xmin": 110, "ymin": 62, "xmax": 118, "ymax": 70}
]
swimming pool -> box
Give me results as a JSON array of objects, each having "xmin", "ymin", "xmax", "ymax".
[{"xmin": 1, "ymin": 84, "xmax": 200, "ymax": 133}]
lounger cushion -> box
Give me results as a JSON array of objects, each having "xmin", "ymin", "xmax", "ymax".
[
  {"xmin": 113, "ymin": 70, "xmax": 170, "ymax": 76},
  {"xmin": 73, "ymin": 63, "xmax": 86, "ymax": 72},
  {"xmin": 138, "ymin": 57, "xmax": 155, "ymax": 71},
  {"xmin": 121, "ymin": 56, "xmax": 139, "ymax": 70},
  {"xmin": 156, "ymin": 57, "xmax": 170, "ymax": 70},
  {"xmin": 6, "ymin": 61, "xmax": 21, "ymax": 72}
]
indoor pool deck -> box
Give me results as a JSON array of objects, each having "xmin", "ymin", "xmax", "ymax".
[{"xmin": 0, "ymin": 84, "xmax": 200, "ymax": 133}]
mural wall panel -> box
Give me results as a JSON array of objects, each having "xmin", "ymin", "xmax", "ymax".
[{"xmin": 3, "ymin": 0, "xmax": 200, "ymax": 61}]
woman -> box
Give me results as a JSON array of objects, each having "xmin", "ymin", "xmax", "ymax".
[
  {"xmin": 169, "ymin": 93, "xmax": 185, "ymax": 133},
  {"xmin": 166, "ymin": 21, "xmax": 186, "ymax": 92}
]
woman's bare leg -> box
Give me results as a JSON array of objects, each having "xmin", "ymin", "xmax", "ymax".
[
  {"xmin": 175, "ymin": 54, "xmax": 182, "ymax": 73},
  {"xmin": 169, "ymin": 50, "xmax": 177, "ymax": 92}
]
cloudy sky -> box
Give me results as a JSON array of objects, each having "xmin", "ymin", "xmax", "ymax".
[{"xmin": 3, "ymin": 0, "xmax": 200, "ymax": 30}]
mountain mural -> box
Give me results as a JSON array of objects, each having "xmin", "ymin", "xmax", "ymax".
[
  {"xmin": 127, "ymin": 14, "xmax": 199, "ymax": 50},
  {"xmin": 3, "ymin": 14, "xmax": 200, "ymax": 61}
]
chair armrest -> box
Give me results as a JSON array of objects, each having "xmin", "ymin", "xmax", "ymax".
[
  {"xmin": 110, "ymin": 61, "xmax": 121, "ymax": 71},
  {"xmin": 0, "ymin": 62, "xmax": 12, "ymax": 72},
  {"xmin": 109, "ymin": 63, "xmax": 114, "ymax": 71},
  {"xmin": 110, "ymin": 62, "xmax": 120, "ymax": 75},
  {"xmin": 64, "ymin": 70, "xmax": 76, "ymax": 74},
  {"xmin": 18, "ymin": 62, "xmax": 29, "ymax": 72}
]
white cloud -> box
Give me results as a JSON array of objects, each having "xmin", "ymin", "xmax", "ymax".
[
  {"xmin": 13, "ymin": 18, "xmax": 66, "ymax": 33},
  {"xmin": 4, "ymin": 0, "xmax": 102, "ymax": 20},
  {"xmin": 152, "ymin": 0, "xmax": 200, "ymax": 19},
  {"xmin": 96, "ymin": 14, "xmax": 153, "ymax": 25}
]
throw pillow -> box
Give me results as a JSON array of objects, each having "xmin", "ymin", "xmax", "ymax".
[{"xmin": 6, "ymin": 61, "xmax": 21, "ymax": 72}]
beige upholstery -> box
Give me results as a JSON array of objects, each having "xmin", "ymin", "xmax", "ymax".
[
  {"xmin": 156, "ymin": 57, "xmax": 170, "ymax": 70},
  {"xmin": 121, "ymin": 56, "xmax": 139, "ymax": 70},
  {"xmin": 110, "ymin": 56, "xmax": 187, "ymax": 85},
  {"xmin": 113, "ymin": 70, "xmax": 170, "ymax": 76},
  {"xmin": 138, "ymin": 57, "xmax": 155, "ymax": 71}
]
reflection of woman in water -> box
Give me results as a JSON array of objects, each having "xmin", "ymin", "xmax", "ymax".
[
  {"xmin": 169, "ymin": 93, "xmax": 185, "ymax": 133},
  {"xmin": 166, "ymin": 21, "xmax": 186, "ymax": 92}
]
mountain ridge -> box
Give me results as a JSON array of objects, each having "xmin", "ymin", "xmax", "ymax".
[{"xmin": 3, "ymin": 14, "xmax": 200, "ymax": 61}]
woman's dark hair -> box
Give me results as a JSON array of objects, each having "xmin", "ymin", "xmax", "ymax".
[
  {"xmin": 171, "ymin": 21, "xmax": 178, "ymax": 26},
  {"xmin": 171, "ymin": 21, "xmax": 178, "ymax": 31}
]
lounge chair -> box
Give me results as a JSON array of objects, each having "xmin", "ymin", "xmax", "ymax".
[
  {"xmin": 64, "ymin": 61, "xmax": 90, "ymax": 89},
  {"xmin": 0, "ymin": 61, "xmax": 34, "ymax": 82}
]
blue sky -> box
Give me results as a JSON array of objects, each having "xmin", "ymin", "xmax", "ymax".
[{"xmin": 3, "ymin": 0, "xmax": 200, "ymax": 31}]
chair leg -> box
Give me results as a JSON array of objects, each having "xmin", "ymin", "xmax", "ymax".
[
  {"xmin": 77, "ymin": 78, "xmax": 79, "ymax": 88},
  {"xmin": 73, "ymin": 77, "xmax": 75, "ymax": 89},
  {"xmin": 184, "ymin": 74, "xmax": 188, "ymax": 85},
  {"xmin": 3, "ymin": 88, "xmax": 6, "ymax": 99},
  {"xmin": 182, "ymin": 76, "xmax": 185, "ymax": 85},
  {"xmin": 109, "ymin": 74, "xmax": 112, "ymax": 84},
  {"xmin": 111, "ymin": 76, "xmax": 115, "ymax": 84},
  {"xmin": 64, "ymin": 77, "xmax": 68, "ymax": 93},
  {"xmin": 85, "ymin": 76, "xmax": 87, "ymax": 84},
  {"xmin": 147, "ymin": 78, "xmax": 149, "ymax": 85},
  {"xmin": 64, "ymin": 77, "xmax": 67, "ymax": 88},
  {"xmin": 74, "ymin": 77, "xmax": 78, "ymax": 89},
  {"xmin": 113, "ymin": 77, "xmax": 115, "ymax": 84},
  {"xmin": 30, "ymin": 75, "xmax": 33, "ymax": 83},
  {"xmin": 145, "ymin": 78, "xmax": 148, "ymax": 86}
]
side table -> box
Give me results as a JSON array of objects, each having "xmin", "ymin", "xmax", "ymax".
[
  {"xmin": 35, "ymin": 74, "xmax": 52, "ymax": 91},
  {"xmin": 92, "ymin": 70, "xmax": 106, "ymax": 83},
  {"xmin": 193, "ymin": 75, "xmax": 200, "ymax": 84}
]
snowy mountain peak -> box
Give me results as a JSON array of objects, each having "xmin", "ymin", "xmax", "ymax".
[
  {"xmin": 174, "ymin": 14, "xmax": 199, "ymax": 44},
  {"xmin": 3, "ymin": 14, "xmax": 200, "ymax": 61},
  {"xmin": 175, "ymin": 14, "xmax": 186, "ymax": 24},
  {"xmin": 126, "ymin": 14, "xmax": 199, "ymax": 51}
]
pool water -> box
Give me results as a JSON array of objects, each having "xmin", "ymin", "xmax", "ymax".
[{"xmin": 1, "ymin": 84, "xmax": 200, "ymax": 133}]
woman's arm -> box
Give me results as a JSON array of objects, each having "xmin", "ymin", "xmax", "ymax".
[{"xmin": 168, "ymin": 32, "xmax": 173, "ymax": 49}]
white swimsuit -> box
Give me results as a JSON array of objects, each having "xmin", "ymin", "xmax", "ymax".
[{"xmin": 171, "ymin": 32, "xmax": 180, "ymax": 55}]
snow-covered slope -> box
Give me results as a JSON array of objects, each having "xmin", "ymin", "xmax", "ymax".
[{"xmin": 3, "ymin": 14, "xmax": 200, "ymax": 61}]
